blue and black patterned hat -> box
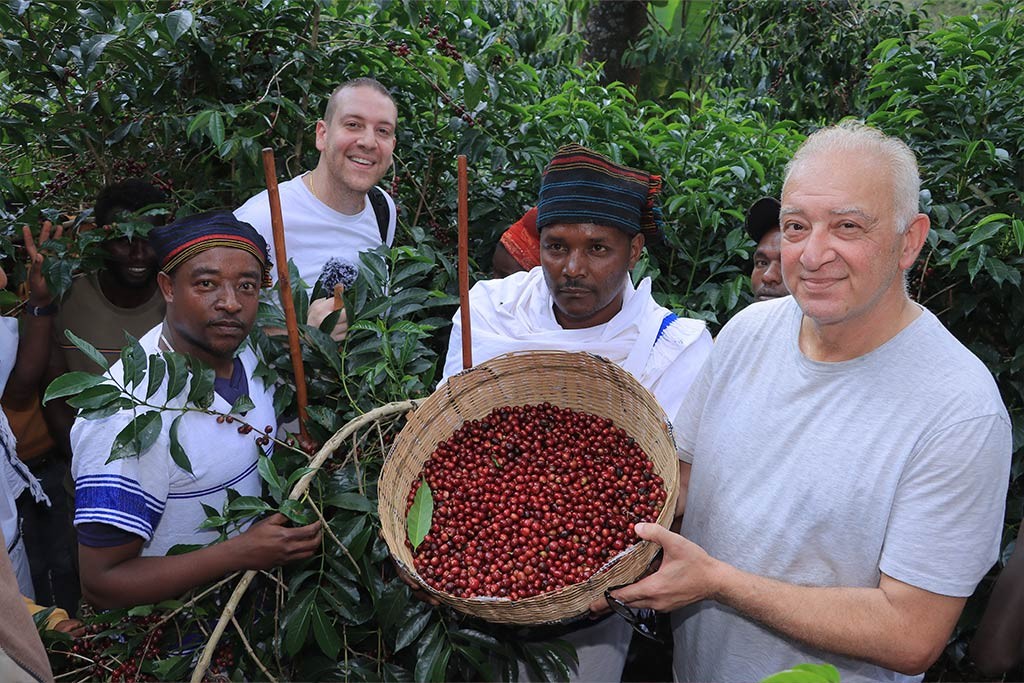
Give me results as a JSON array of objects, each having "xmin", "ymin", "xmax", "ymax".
[
  {"xmin": 536, "ymin": 144, "xmax": 664, "ymax": 244},
  {"xmin": 150, "ymin": 211, "xmax": 273, "ymax": 287}
]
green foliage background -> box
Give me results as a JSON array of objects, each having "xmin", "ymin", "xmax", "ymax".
[{"xmin": 2, "ymin": 0, "xmax": 1022, "ymax": 680}]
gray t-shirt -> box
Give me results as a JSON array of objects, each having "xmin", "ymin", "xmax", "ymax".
[{"xmin": 673, "ymin": 296, "xmax": 1011, "ymax": 683}]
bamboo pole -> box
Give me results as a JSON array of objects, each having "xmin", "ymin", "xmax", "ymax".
[
  {"xmin": 261, "ymin": 148, "xmax": 310, "ymax": 446},
  {"xmin": 457, "ymin": 154, "xmax": 472, "ymax": 370}
]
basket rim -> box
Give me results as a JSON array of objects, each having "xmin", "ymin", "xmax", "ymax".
[{"xmin": 378, "ymin": 349, "xmax": 680, "ymax": 624}]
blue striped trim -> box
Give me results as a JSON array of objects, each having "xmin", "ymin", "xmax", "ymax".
[
  {"xmin": 76, "ymin": 473, "xmax": 166, "ymax": 512},
  {"xmin": 535, "ymin": 208, "xmax": 643, "ymax": 227},
  {"xmin": 75, "ymin": 474, "xmax": 165, "ymax": 539},
  {"xmin": 75, "ymin": 508, "xmax": 156, "ymax": 540},
  {"xmin": 539, "ymin": 192, "xmax": 644, "ymax": 218},
  {"xmin": 540, "ymin": 178, "xmax": 646, "ymax": 200},
  {"xmin": 166, "ymin": 459, "xmax": 258, "ymax": 500},
  {"xmin": 656, "ymin": 312, "xmax": 678, "ymax": 342}
]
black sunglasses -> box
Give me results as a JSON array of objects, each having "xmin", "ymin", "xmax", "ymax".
[{"xmin": 604, "ymin": 585, "xmax": 666, "ymax": 643}]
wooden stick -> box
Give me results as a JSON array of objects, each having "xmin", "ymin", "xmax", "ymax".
[
  {"xmin": 333, "ymin": 283, "xmax": 344, "ymax": 310},
  {"xmin": 457, "ymin": 154, "xmax": 472, "ymax": 370},
  {"xmin": 261, "ymin": 148, "xmax": 310, "ymax": 445}
]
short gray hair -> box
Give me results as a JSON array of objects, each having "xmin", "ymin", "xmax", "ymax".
[{"xmin": 783, "ymin": 120, "xmax": 920, "ymax": 233}]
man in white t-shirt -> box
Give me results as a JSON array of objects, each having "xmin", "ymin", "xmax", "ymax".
[
  {"xmin": 592, "ymin": 122, "xmax": 1011, "ymax": 683},
  {"xmin": 235, "ymin": 77, "xmax": 398, "ymax": 341}
]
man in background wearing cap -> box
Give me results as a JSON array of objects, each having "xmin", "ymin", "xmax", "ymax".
[
  {"xmin": 235, "ymin": 77, "xmax": 398, "ymax": 342},
  {"xmin": 438, "ymin": 144, "xmax": 713, "ymax": 681},
  {"xmin": 70, "ymin": 211, "xmax": 322, "ymax": 609},
  {"xmin": 744, "ymin": 196, "xmax": 787, "ymax": 302}
]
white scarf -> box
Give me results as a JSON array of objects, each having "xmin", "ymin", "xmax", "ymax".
[
  {"xmin": 0, "ymin": 318, "xmax": 49, "ymax": 514},
  {"xmin": 446, "ymin": 267, "xmax": 670, "ymax": 382}
]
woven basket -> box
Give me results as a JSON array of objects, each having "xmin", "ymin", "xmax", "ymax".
[{"xmin": 379, "ymin": 350, "xmax": 679, "ymax": 625}]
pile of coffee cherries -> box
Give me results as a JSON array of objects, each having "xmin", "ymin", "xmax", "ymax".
[{"xmin": 406, "ymin": 403, "xmax": 666, "ymax": 600}]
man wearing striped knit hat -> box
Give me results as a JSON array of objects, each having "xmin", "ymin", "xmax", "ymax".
[
  {"xmin": 439, "ymin": 144, "xmax": 712, "ymax": 681},
  {"xmin": 70, "ymin": 211, "xmax": 321, "ymax": 609}
]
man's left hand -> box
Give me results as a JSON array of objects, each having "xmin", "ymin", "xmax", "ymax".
[
  {"xmin": 307, "ymin": 296, "xmax": 348, "ymax": 342},
  {"xmin": 588, "ymin": 522, "xmax": 719, "ymax": 616},
  {"xmin": 23, "ymin": 220, "xmax": 63, "ymax": 306}
]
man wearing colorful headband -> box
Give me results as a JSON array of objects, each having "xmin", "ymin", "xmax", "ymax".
[
  {"xmin": 70, "ymin": 211, "xmax": 321, "ymax": 609},
  {"xmin": 439, "ymin": 144, "xmax": 713, "ymax": 681}
]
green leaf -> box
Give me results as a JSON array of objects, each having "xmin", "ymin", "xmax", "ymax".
[
  {"xmin": 760, "ymin": 663, "xmax": 840, "ymax": 683},
  {"xmin": 258, "ymin": 455, "xmax": 285, "ymax": 501},
  {"xmin": 324, "ymin": 491, "xmax": 376, "ymax": 513},
  {"xmin": 208, "ymin": 111, "xmax": 225, "ymax": 147},
  {"xmin": 108, "ymin": 411, "xmax": 162, "ymax": 462},
  {"xmin": 64, "ymin": 330, "xmax": 109, "ymax": 371},
  {"xmin": 280, "ymin": 499, "xmax": 316, "ymax": 525},
  {"xmin": 164, "ymin": 9, "xmax": 194, "ymax": 43},
  {"xmin": 164, "ymin": 352, "xmax": 188, "ymax": 399},
  {"xmin": 416, "ymin": 621, "xmax": 452, "ymax": 683},
  {"xmin": 66, "ymin": 384, "xmax": 124, "ymax": 410},
  {"xmin": 186, "ymin": 359, "xmax": 215, "ymax": 408},
  {"xmin": 311, "ymin": 601, "xmax": 341, "ymax": 659},
  {"xmin": 375, "ymin": 579, "xmax": 408, "ymax": 633},
  {"xmin": 282, "ymin": 588, "xmax": 316, "ymax": 657},
  {"xmin": 186, "ymin": 109, "xmax": 212, "ymax": 137},
  {"xmin": 306, "ymin": 404, "xmax": 338, "ymax": 431},
  {"xmin": 43, "ymin": 371, "xmax": 106, "ymax": 404},
  {"xmin": 78, "ymin": 399, "xmax": 133, "ymax": 420},
  {"xmin": 227, "ymin": 496, "xmax": 271, "ymax": 516},
  {"xmin": 120, "ymin": 335, "xmax": 146, "ymax": 389},
  {"xmin": 394, "ymin": 605, "xmax": 432, "ymax": 653},
  {"xmin": 229, "ymin": 395, "xmax": 255, "ymax": 415},
  {"xmin": 146, "ymin": 354, "xmax": 166, "ymax": 399},
  {"xmin": 168, "ymin": 415, "xmax": 193, "ymax": 475},
  {"xmin": 407, "ymin": 479, "xmax": 433, "ymax": 550}
]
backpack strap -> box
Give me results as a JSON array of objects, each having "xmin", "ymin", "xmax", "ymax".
[{"xmin": 368, "ymin": 186, "xmax": 391, "ymax": 244}]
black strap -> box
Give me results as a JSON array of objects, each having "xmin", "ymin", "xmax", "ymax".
[{"xmin": 368, "ymin": 186, "xmax": 391, "ymax": 244}]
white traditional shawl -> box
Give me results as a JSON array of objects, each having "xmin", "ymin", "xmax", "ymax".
[
  {"xmin": 441, "ymin": 267, "xmax": 711, "ymax": 421},
  {"xmin": 0, "ymin": 318, "xmax": 49, "ymax": 510}
]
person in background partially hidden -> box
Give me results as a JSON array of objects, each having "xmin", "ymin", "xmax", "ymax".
[
  {"xmin": 593, "ymin": 121, "xmax": 1012, "ymax": 683},
  {"xmin": 0, "ymin": 224, "xmax": 82, "ymax": 638},
  {"xmin": 70, "ymin": 212, "xmax": 321, "ymax": 609},
  {"xmin": 970, "ymin": 524, "xmax": 1024, "ymax": 676},
  {"xmin": 744, "ymin": 196, "xmax": 788, "ymax": 302}
]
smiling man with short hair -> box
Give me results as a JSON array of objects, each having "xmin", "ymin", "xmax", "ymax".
[
  {"xmin": 235, "ymin": 77, "xmax": 399, "ymax": 341},
  {"xmin": 598, "ymin": 121, "xmax": 1011, "ymax": 683}
]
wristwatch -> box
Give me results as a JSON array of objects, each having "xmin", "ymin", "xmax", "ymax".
[{"xmin": 25, "ymin": 301, "xmax": 58, "ymax": 317}]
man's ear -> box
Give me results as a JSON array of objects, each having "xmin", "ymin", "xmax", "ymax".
[
  {"xmin": 628, "ymin": 233, "xmax": 645, "ymax": 269},
  {"xmin": 314, "ymin": 119, "xmax": 328, "ymax": 153},
  {"xmin": 899, "ymin": 213, "xmax": 930, "ymax": 271},
  {"xmin": 156, "ymin": 271, "xmax": 174, "ymax": 304}
]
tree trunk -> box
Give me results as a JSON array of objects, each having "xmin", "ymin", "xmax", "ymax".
[{"xmin": 582, "ymin": 0, "xmax": 648, "ymax": 86}]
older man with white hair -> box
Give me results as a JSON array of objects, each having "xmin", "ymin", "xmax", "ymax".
[{"xmin": 594, "ymin": 121, "xmax": 1012, "ymax": 683}]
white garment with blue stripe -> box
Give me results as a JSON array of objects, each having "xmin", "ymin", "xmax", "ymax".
[
  {"xmin": 441, "ymin": 266, "xmax": 713, "ymax": 683},
  {"xmin": 442, "ymin": 266, "xmax": 712, "ymax": 425},
  {"xmin": 71, "ymin": 323, "xmax": 274, "ymax": 557}
]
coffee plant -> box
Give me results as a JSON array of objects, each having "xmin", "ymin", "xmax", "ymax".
[{"xmin": 2, "ymin": 0, "xmax": 1022, "ymax": 680}]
